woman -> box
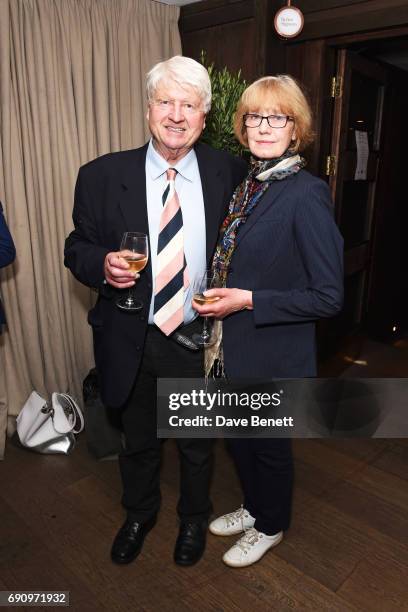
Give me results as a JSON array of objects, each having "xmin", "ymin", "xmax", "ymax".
[
  {"xmin": 0, "ymin": 202, "xmax": 16, "ymax": 331},
  {"xmin": 193, "ymin": 75, "xmax": 343, "ymax": 567}
]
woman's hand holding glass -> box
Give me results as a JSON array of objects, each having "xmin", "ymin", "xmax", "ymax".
[{"xmin": 193, "ymin": 287, "xmax": 253, "ymax": 320}]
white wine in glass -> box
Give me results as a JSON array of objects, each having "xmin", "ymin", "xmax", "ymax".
[
  {"xmin": 192, "ymin": 293, "xmax": 220, "ymax": 305},
  {"xmin": 116, "ymin": 232, "xmax": 149, "ymax": 312},
  {"xmin": 123, "ymin": 254, "xmax": 148, "ymax": 274}
]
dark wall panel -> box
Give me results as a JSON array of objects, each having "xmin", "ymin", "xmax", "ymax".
[
  {"xmin": 366, "ymin": 66, "xmax": 408, "ymax": 334},
  {"xmin": 296, "ymin": 0, "xmax": 373, "ymax": 11},
  {"xmin": 180, "ymin": 0, "xmax": 285, "ymax": 81},
  {"xmin": 181, "ymin": 19, "xmax": 257, "ymax": 81},
  {"xmin": 180, "ymin": 0, "xmax": 408, "ymax": 75},
  {"xmin": 294, "ymin": 0, "xmax": 408, "ymax": 41},
  {"xmin": 180, "ymin": 0, "xmax": 254, "ymax": 31}
]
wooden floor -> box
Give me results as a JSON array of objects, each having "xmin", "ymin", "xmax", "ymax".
[{"xmin": 1, "ymin": 336, "xmax": 408, "ymax": 611}]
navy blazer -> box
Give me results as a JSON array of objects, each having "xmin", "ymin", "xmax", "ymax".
[
  {"xmin": 222, "ymin": 169, "xmax": 344, "ymax": 378},
  {"xmin": 0, "ymin": 203, "xmax": 16, "ymax": 325},
  {"xmin": 64, "ymin": 142, "xmax": 247, "ymax": 407}
]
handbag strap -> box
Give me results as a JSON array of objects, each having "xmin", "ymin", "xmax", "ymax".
[{"xmin": 58, "ymin": 393, "xmax": 85, "ymax": 434}]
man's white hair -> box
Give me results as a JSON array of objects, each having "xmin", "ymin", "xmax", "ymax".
[{"xmin": 146, "ymin": 55, "xmax": 211, "ymax": 113}]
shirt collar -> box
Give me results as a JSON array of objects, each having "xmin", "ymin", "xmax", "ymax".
[{"xmin": 146, "ymin": 139, "xmax": 196, "ymax": 182}]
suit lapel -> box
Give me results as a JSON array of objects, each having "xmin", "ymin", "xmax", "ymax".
[
  {"xmin": 118, "ymin": 143, "xmax": 152, "ymax": 277},
  {"xmin": 118, "ymin": 144, "xmax": 149, "ymax": 234},
  {"xmin": 195, "ymin": 143, "xmax": 224, "ymax": 262},
  {"xmin": 234, "ymin": 180, "xmax": 288, "ymax": 249}
]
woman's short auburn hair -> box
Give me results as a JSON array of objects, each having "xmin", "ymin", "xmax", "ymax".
[{"xmin": 234, "ymin": 75, "xmax": 314, "ymax": 152}]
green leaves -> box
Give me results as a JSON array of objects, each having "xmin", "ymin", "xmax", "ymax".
[{"xmin": 200, "ymin": 52, "xmax": 247, "ymax": 157}]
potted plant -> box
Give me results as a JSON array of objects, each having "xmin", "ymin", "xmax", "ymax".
[{"xmin": 200, "ymin": 53, "xmax": 247, "ymax": 158}]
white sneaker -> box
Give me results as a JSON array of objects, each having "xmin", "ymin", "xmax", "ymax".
[
  {"xmin": 209, "ymin": 506, "xmax": 256, "ymax": 536},
  {"xmin": 222, "ymin": 528, "xmax": 283, "ymax": 568}
]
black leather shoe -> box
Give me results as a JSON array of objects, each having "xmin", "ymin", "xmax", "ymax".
[
  {"xmin": 111, "ymin": 517, "xmax": 155, "ymax": 564},
  {"xmin": 174, "ymin": 521, "xmax": 207, "ymax": 566}
]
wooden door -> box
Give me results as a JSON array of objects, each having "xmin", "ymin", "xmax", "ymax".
[{"xmin": 328, "ymin": 49, "xmax": 387, "ymax": 335}]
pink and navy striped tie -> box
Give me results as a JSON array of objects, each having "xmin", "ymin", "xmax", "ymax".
[{"xmin": 154, "ymin": 168, "xmax": 189, "ymax": 335}]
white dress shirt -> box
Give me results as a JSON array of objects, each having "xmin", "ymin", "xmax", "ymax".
[{"xmin": 145, "ymin": 140, "xmax": 207, "ymax": 325}]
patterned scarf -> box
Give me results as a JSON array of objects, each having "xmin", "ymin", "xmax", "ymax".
[
  {"xmin": 205, "ymin": 149, "xmax": 306, "ymax": 378},
  {"xmin": 211, "ymin": 149, "xmax": 306, "ymax": 286}
]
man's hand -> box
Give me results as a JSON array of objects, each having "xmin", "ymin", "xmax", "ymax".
[
  {"xmin": 192, "ymin": 288, "xmax": 253, "ymax": 320},
  {"xmin": 104, "ymin": 251, "xmax": 140, "ymax": 289}
]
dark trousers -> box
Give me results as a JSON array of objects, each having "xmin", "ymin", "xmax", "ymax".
[
  {"xmin": 227, "ymin": 438, "xmax": 294, "ymax": 535},
  {"xmin": 119, "ymin": 320, "xmax": 213, "ymax": 524}
]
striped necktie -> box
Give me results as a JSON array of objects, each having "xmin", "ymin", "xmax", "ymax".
[{"xmin": 154, "ymin": 168, "xmax": 189, "ymax": 335}]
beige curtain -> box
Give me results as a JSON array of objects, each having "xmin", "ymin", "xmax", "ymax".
[{"xmin": 0, "ymin": 0, "xmax": 181, "ymax": 458}]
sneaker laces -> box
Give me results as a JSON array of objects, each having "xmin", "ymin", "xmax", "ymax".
[
  {"xmin": 235, "ymin": 528, "xmax": 260, "ymax": 553},
  {"xmin": 224, "ymin": 505, "xmax": 248, "ymax": 528}
]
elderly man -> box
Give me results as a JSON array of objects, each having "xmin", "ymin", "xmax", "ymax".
[{"xmin": 65, "ymin": 56, "xmax": 246, "ymax": 566}]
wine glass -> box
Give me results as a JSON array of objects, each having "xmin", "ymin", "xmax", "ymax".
[
  {"xmin": 116, "ymin": 232, "xmax": 149, "ymax": 312},
  {"xmin": 192, "ymin": 271, "xmax": 222, "ymax": 346}
]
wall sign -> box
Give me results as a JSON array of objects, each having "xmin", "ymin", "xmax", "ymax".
[
  {"xmin": 355, "ymin": 130, "xmax": 369, "ymax": 181},
  {"xmin": 274, "ymin": 1, "xmax": 304, "ymax": 39}
]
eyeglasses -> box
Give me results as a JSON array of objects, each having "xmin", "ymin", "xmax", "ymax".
[{"xmin": 243, "ymin": 114, "xmax": 294, "ymax": 128}]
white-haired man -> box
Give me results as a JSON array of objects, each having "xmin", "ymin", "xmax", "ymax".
[{"xmin": 65, "ymin": 56, "xmax": 247, "ymax": 566}]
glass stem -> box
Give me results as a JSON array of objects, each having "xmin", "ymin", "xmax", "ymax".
[
  {"xmin": 202, "ymin": 316, "xmax": 210, "ymax": 341},
  {"xmin": 126, "ymin": 287, "xmax": 133, "ymax": 306}
]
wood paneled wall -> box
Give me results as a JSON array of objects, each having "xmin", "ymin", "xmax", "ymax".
[
  {"xmin": 180, "ymin": 0, "xmax": 408, "ymax": 81},
  {"xmin": 180, "ymin": 0, "xmax": 408, "ymax": 175},
  {"xmin": 294, "ymin": 0, "xmax": 408, "ymax": 41},
  {"xmin": 179, "ymin": 0, "xmax": 286, "ymax": 81}
]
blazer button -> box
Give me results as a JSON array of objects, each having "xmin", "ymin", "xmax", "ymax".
[
  {"xmin": 136, "ymin": 345, "xmax": 141, "ymax": 351},
  {"xmin": 140, "ymin": 315, "xmax": 145, "ymax": 321},
  {"xmin": 147, "ymin": 282, "xmax": 152, "ymax": 289}
]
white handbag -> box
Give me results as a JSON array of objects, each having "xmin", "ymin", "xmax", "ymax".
[{"xmin": 16, "ymin": 391, "xmax": 84, "ymax": 454}]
